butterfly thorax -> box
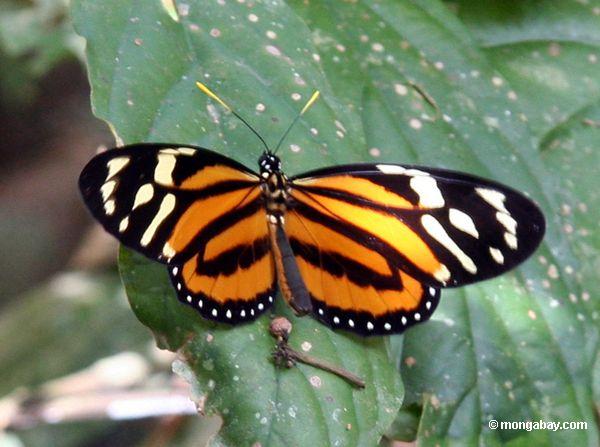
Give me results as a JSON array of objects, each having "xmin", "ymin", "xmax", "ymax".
[{"xmin": 259, "ymin": 153, "xmax": 290, "ymax": 216}]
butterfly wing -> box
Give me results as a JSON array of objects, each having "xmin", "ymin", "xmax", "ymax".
[
  {"xmin": 79, "ymin": 144, "xmax": 276, "ymax": 323},
  {"xmin": 285, "ymin": 209, "xmax": 441, "ymax": 335},
  {"xmin": 287, "ymin": 163, "xmax": 544, "ymax": 334}
]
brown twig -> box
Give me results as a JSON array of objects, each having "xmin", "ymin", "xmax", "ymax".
[
  {"xmin": 269, "ymin": 317, "xmax": 366, "ymax": 389},
  {"xmin": 274, "ymin": 341, "xmax": 366, "ymax": 388}
]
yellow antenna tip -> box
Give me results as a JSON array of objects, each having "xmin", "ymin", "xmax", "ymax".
[
  {"xmin": 195, "ymin": 81, "xmax": 231, "ymax": 111},
  {"xmin": 300, "ymin": 90, "xmax": 320, "ymax": 115}
]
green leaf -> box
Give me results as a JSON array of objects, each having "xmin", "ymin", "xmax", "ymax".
[
  {"xmin": 72, "ymin": 1, "xmax": 404, "ymax": 444},
  {"xmin": 120, "ymin": 249, "xmax": 402, "ymax": 446},
  {"xmin": 390, "ymin": 1, "xmax": 599, "ymax": 445},
  {"xmin": 71, "ymin": 0, "xmax": 599, "ymax": 445}
]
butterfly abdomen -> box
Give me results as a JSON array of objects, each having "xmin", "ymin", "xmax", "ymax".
[{"xmin": 267, "ymin": 213, "xmax": 313, "ymax": 316}]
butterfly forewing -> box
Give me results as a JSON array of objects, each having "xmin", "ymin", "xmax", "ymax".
[
  {"xmin": 290, "ymin": 163, "xmax": 545, "ymax": 289},
  {"xmin": 79, "ymin": 144, "xmax": 276, "ymax": 323}
]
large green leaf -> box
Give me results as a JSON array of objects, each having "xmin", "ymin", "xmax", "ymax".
[
  {"xmin": 72, "ymin": 1, "xmax": 402, "ymax": 445},
  {"xmin": 120, "ymin": 249, "xmax": 402, "ymax": 446},
  {"xmin": 395, "ymin": 1, "xmax": 599, "ymax": 445},
  {"xmin": 71, "ymin": 0, "xmax": 599, "ymax": 445}
]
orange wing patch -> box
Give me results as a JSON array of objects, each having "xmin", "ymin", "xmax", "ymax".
[
  {"xmin": 180, "ymin": 252, "xmax": 273, "ymax": 303},
  {"xmin": 294, "ymin": 257, "xmax": 423, "ymax": 314},
  {"xmin": 180, "ymin": 164, "xmax": 258, "ymax": 190},
  {"xmin": 165, "ymin": 187, "xmax": 260, "ymax": 257},
  {"xmin": 169, "ymin": 201, "xmax": 276, "ymax": 324},
  {"xmin": 286, "ymin": 209, "xmax": 392, "ymax": 277},
  {"xmin": 293, "ymin": 175, "xmax": 414, "ymax": 208},
  {"xmin": 292, "ymin": 189, "xmax": 447, "ymax": 283},
  {"xmin": 286, "ymin": 210, "xmax": 440, "ymax": 335}
]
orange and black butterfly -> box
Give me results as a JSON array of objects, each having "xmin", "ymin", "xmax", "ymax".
[{"xmin": 79, "ymin": 83, "xmax": 545, "ymax": 336}]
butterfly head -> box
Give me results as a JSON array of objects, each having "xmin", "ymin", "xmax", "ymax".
[{"xmin": 258, "ymin": 153, "xmax": 282, "ymax": 179}]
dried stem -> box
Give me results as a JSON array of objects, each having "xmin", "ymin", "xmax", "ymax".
[{"xmin": 273, "ymin": 339, "xmax": 366, "ymax": 389}]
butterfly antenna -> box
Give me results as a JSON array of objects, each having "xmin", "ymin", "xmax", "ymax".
[
  {"xmin": 196, "ymin": 81, "xmax": 271, "ymax": 153},
  {"xmin": 273, "ymin": 90, "xmax": 320, "ymax": 155}
]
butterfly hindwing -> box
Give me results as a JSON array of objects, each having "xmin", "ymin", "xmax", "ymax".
[
  {"xmin": 286, "ymin": 208, "xmax": 441, "ymax": 335},
  {"xmin": 79, "ymin": 144, "xmax": 276, "ymax": 323},
  {"xmin": 289, "ymin": 163, "xmax": 545, "ymax": 289},
  {"xmin": 168, "ymin": 201, "xmax": 277, "ymax": 323}
]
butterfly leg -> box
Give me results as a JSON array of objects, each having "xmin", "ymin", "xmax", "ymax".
[{"xmin": 267, "ymin": 213, "xmax": 313, "ymax": 315}]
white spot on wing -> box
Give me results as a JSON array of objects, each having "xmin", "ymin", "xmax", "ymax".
[
  {"xmin": 154, "ymin": 153, "xmax": 177, "ymax": 185},
  {"xmin": 489, "ymin": 247, "xmax": 504, "ymax": 264},
  {"xmin": 376, "ymin": 164, "xmax": 406, "ymax": 174},
  {"xmin": 504, "ymin": 232, "xmax": 518, "ymax": 250},
  {"xmin": 421, "ymin": 214, "xmax": 478, "ymax": 274},
  {"xmin": 475, "ymin": 187, "xmax": 508, "ymax": 213},
  {"xmin": 106, "ymin": 157, "xmax": 130, "ymax": 181},
  {"xmin": 376, "ymin": 164, "xmax": 429, "ymax": 176},
  {"xmin": 100, "ymin": 180, "xmax": 117, "ymax": 202},
  {"xmin": 104, "ymin": 200, "xmax": 116, "ymax": 215},
  {"xmin": 177, "ymin": 147, "xmax": 196, "ymax": 155},
  {"xmin": 434, "ymin": 264, "xmax": 451, "ymax": 284},
  {"xmin": 449, "ymin": 208, "xmax": 479, "ymax": 238},
  {"xmin": 163, "ymin": 242, "xmax": 176, "ymax": 259},
  {"xmin": 140, "ymin": 193, "xmax": 176, "ymax": 247},
  {"xmin": 119, "ymin": 216, "xmax": 129, "ymax": 232},
  {"xmin": 132, "ymin": 183, "xmax": 154, "ymax": 210},
  {"xmin": 410, "ymin": 176, "xmax": 445, "ymax": 208},
  {"xmin": 405, "ymin": 168, "xmax": 429, "ymax": 176},
  {"xmin": 496, "ymin": 211, "xmax": 517, "ymax": 234}
]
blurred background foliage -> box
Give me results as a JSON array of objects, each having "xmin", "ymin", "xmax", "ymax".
[
  {"xmin": 0, "ymin": 0, "xmax": 598, "ymax": 446},
  {"xmin": 0, "ymin": 0, "xmax": 217, "ymax": 445},
  {"xmin": 0, "ymin": 0, "xmax": 82, "ymax": 106}
]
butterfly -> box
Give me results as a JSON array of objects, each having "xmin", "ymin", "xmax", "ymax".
[{"xmin": 79, "ymin": 83, "xmax": 545, "ymax": 336}]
